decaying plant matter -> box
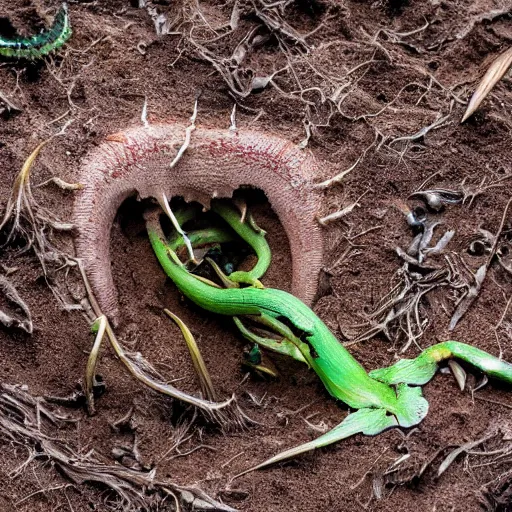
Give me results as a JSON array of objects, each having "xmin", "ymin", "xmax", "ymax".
[
  {"xmin": 462, "ymin": 47, "xmax": 512, "ymax": 122},
  {"xmin": 134, "ymin": 0, "xmax": 511, "ymax": 193},
  {"xmin": 0, "ymin": 140, "xmax": 80, "ymax": 310},
  {"xmin": 138, "ymin": 1, "xmax": 467, "ymax": 158},
  {"xmin": 0, "ymin": 274, "xmax": 32, "ymax": 333},
  {"xmin": 0, "ymin": 383, "xmax": 236, "ymax": 511},
  {"xmin": 347, "ymin": 199, "xmax": 457, "ymax": 351},
  {"xmin": 368, "ymin": 426, "xmax": 512, "ymax": 505},
  {"xmin": 84, "ymin": 313, "xmax": 250, "ymax": 430},
  {"xmin": 347, "ymin": 187, "xmax": 512, "ymax": 351}
]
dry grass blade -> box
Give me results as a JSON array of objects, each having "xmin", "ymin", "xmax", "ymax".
[
  {"xmin": 0, "ymin": 140, "xmax": 49, "ymax": 235},
  {"xmin": 462, "ymin": 47, "xmax": 512, "ymax": 122},
  {"xmin": 318, "ymin": 191, "xmax": 368, "ymax": 226},
  {"xmin": 108, "ymin": 326, "xmax": 252, "ymax": 430},
  {"xmin": 165, "ymin": 308, "xmax": 218, "ymax": 401},
  {"xmin": 85, "ymin": 314, "xmax": 235, "ymax": 414},
  {"xmin": 0, "ymin": 275, "xmax": 33, "ymax": 333},
  {"xmin": 84, "ymin": 315, "xmax": 107, "ymax": 415},
  {"xmin": 159, "ymin": 193, "xmax": 197, "ymax": 264},
  {"xmin": 437, "ymin": 433, "xmax": 496, "ymax": 477}
]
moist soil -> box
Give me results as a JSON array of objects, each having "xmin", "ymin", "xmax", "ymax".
[{"xmin": 0, "ymin": 1, "xmax": 511, "ymax": 511}]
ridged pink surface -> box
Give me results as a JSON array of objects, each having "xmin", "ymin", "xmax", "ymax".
[{"xmin": 73, "ymin": 124, "xmax": 324, "ymax": 324}]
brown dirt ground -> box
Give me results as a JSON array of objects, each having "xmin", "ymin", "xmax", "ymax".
[{"xmin": 0, "ymin": 0, "xmax": 511, "ymax": 511}]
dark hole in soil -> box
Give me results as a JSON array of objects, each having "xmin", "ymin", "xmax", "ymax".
[
  {"xmin": 0, "ymin": 17, "xmax": 17, "ymax": 39},
  {"xmin": 113, "ymin": 187, "xmax": 293, "ymax": 315}
]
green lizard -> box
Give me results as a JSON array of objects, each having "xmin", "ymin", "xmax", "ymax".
[{"xmin": 145, "ymin": 202, "xmax": 512, "ymax": 477}]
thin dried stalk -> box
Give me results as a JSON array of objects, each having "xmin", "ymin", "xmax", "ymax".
[
  {"xmin": 165, "ymin": 308, "xmax": 217, "ymax": 401},
  {"xmin": 36, "ymin": 176, "xmax": 84, "ymax": 191},
  {"xmin": 0, "ymin": 275, "xmax": 33, "ymax": 333},
  {"xmin": 84, "ymin": 315, "xmax": 107, "ymax": 415},
  {"xmin": 79, "ymin": 257, "xmax": 251, "ymax": 430},
  {"xmin": 0, "ymin": 141, "xmax": 78, "ymax": 310},
  {"xmin": 84, "ymin": 315, "xmax": 235, "ymax": 415},
  {"xmin": 462, "ymin": 47, "xmax": 512, "ymax": 122}
]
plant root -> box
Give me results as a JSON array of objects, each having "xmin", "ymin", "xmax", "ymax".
[
  {"xmin": 0, "ymin": 275, "xmax": 33, "ymax": 333},
  {"xmin": 0, "ymin": 383, "xmax": 236, "ymax": 511},
  {"xmin": 0, "ymin": 141, "xmax": 80, "ymax": 312}
]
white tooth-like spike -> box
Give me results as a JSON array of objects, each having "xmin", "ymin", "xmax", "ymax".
[{"xmin": 448, "ymin": 360, "xmax": 467, "ymax": 392}]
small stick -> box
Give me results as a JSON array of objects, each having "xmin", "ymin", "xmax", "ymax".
[
  {"xmin": 36, "ymin": 176, "xmax": 84, "ymax": 190},
  {"xmin": 46, "ymin": 109, "xmax": 70, "ymax": 126},
  {"xmin": 449, "ymin": 197, "xmax": 512, "ymax": 330},
  {"xmin": 350, "ymin": 447, "xmax": 389, "ymax": 490},
  {"xmin": 389, "ymin": 113, "xmax": 451, "ymax": 146},
  {"xmin": 437, "ymin": 433, "xmax": 496, "ymax": 477},
  {"xmin": 417, "ymin": 170, "xmax": 442, "ymax": 191},
  {"xmin": 315, "ymin": 139, "xmax": 376, "ymax": 189},
  {"xmin": 318, "ymin": 190, "xmax": 369, "ymax": 226},
  {"xmin": 474, "ymin": 395, "xmax": 512, "ymax": 410},
  {"xmin": 84, "ymin": 315, "xmax": 107, "ymax": 415},
  {"xmin": 15, "ymin": 484, "xmax": 73, "ymax": 507},
  {"xmin": 221, "ymin": 450, "xmax": 245, "ymax": 468}
]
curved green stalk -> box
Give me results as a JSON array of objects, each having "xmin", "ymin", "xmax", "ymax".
[
  {"xmin": 210, "ymin": 201, "xmax": 271, "ymax": 285},
  {"xmin": 0, "ymin": 4, "xmax": 72, "ymax": 59},
  {"xmin": 146, "ymin": 210, "xmax": 419, "ymax": 414},
  {"xmin": 168, "ymin": 227, "xmax": 234, "ymax": 253},
  {"xmin": 370, "ymin": 341, "xmax": 512, "ymax": 385},
  {"xmin": 165, "ymin": 209, "xmax": 305, "ymax": 363},
  {"xmin": 167, "ymin": 201, "xmax": 270, "ymax": 286}
]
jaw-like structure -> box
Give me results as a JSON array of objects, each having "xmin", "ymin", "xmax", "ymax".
[{"xmin": 73, "ymin": 124, "xmax": 324, "ymax": 324}]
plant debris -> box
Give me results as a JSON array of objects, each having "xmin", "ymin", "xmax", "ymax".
[
  {"xmin": 0, "ymin": 274, "xmax": 32, "ymax": 333},
  {"xmin": 0, "ymin": 383, "xmax": 236, "ymax": 511},
  {"xmin": 0, "ymin": 141, "xmax": 80, "ymax": 312},
  {"xmin": 462, "ymin": 47, "xmax": 512, "ymax": 123}
]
